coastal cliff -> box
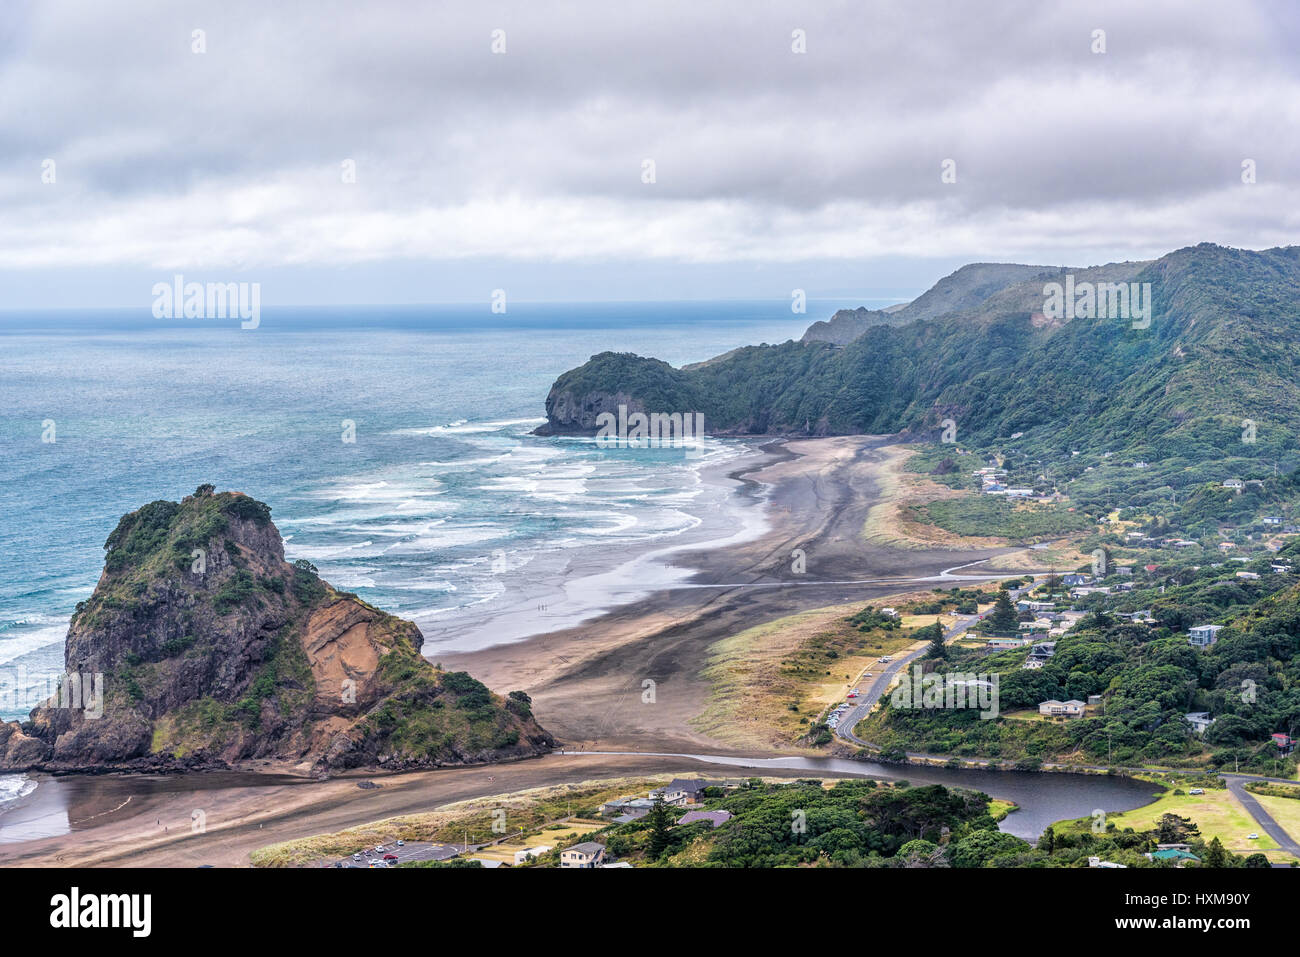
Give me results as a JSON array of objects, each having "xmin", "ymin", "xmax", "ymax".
[
  {"xmin": 534, "ymin": 244, "xmax": 1300, "ymax": 455},
  {"xmin": 0, "ymin": 486, "xmax": 553, "ymax": 776}
]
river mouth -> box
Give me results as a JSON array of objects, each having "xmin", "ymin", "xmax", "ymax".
[
  {"xmin": 556, "ymin": 750, "xmax": 1162, "ymax": 841},
  {"xmin": 0, "ymin": 753, "xmax": 1161, "ymax": 852}
]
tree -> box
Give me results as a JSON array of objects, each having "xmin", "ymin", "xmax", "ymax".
[
  {"xmin": 1038, "ymin": 825, "xmax": 1055, "ymax": 854},
  {"xmin": 1204, "ymin": 836, "xmax": 1226, "ymax": 867},
  {"xmin": 646, "ymin": 796, "xmax": 673, "ymax": 858},
  {"xmin": 983, "ymin": 587, "xmax": 1019, "ymax": 635},
  {"xmin": 1244, "ymin": 852, "xmax": 1270, "ymax": 868}
]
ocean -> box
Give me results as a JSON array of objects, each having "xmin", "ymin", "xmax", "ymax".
[{"xmin": 0, "ymin": 298, "xmax": 891, "ymax": 731}]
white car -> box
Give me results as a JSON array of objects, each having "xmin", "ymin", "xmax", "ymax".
[
  {"xmin": 1248, "ymin": 833, "xmax": 1259, "ymax": 840},
  {"xmin": 1189, "ymin": 788, "xmax": 1204, "ymax": 795},
  {"xmin": 396, "ymin": 840, "xmax": 405, "ymax": 847},
  {"xmin": 375, "ymin": 845, "xmax": 386, "ymax": 852},
  {"xmin": 879, "ymin": 656, "xmax": 893, "ymax": 663}
]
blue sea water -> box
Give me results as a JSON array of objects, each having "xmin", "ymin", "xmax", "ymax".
[{"xmin": 0, "ymin": 299, "xmax": 892, "ymax": 722}]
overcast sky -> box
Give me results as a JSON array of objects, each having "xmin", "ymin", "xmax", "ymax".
[{"xmin": 3, "ymin": 0, "xmax": 1300, "ymax": 307}]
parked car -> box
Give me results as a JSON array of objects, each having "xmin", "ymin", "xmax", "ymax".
[
  {"xmin": 383, "ymin": 853, "xmax": 398, "ymax": 861},
  {"xmin": 396, "ymin": 840, "xmax": 405, "ymax": 847},
  {"xmin": 1189, "ymin": 788, "xmax": 1204, "ymax": 795},
  {"xmin": 1248, "ymin": 833, "xmax": 1259, "ymax": 840},
  {"xmin": 352, "ymin": 854, "xmax": 361, "ymax": 861},
  {"xmin": 375, "ymin": 845, "xmax": 386, "ymax": 852}
]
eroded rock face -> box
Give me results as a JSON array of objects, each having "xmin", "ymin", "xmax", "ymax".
[{"xmin": 0, "ymin": 487, "xmax": 553, "ymax": 776}]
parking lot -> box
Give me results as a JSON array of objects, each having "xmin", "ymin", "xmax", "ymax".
[{"xmin": 332, "ymin": 841, "xmax": 464, "ymax": 868}]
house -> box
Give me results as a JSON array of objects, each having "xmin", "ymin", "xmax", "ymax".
[
  {"xmin": 1218, "ymin": 542, "xmax": 1237, "ymax": 552},
  {"xmin": 1272, "ymin": 564, "xmax": 1292, "ymax": 573},
  {"xmin": 1271, "ymin": 733, "xmax": 1294, "ymax": 753},
  {"xmin": 1188, "ymin": 624, "xmax": 1223, "ymax": 648},
  {"xmin": 651, "ymin": 778, "xmax": 709, "ymax": 806},
  {"xmin": 599, "ymin": 796, "xmax": 657, "ymax": 817},
  {"xmin": 1185, "ymin": 712, "xmax": 1215, "ymax": 735},
  {"xmin": 986, "ymin": 637, "xmax": 1029, "ymax": 649},
  {"xmin": 677, "ymin": 809, "xmax": 733, "ymax": 828},
  {"xmin": 1061, "ymin": 573, "xmax": 1092, "ymax": 586},
  {"xmin": 1236, "ymin": 571, "xmax": 1260, "ymax": 580},
  {"xmin": 1262, "ymin": 516, "xmax": 1283, "ymax": 526},
  {"xmin": 600, "ymin": 861, "xmax": 634, "ymax": 868},
  {"xmin": 1115, "ymin": 566, "xmax": 1133, "ymax": 577},
  {"xmin": 1087, "ymin": 694, "xmax": 1103, "ymax": 707},
  {"xmin": 513, "ymin": 845, "xmax": 553, "ymax": 865},
  {"xmin": 1028, "ymin": 641, "xmax": 1057, "ymax": 660},
  {"xmin": 560, "ymin": 842, "xmax": 607, "ymax": 868},
  {"xmin": 1146, "ymin": 848, "xmax": 1200, "ymax": 864},
  {"xmin": 1022, "ymin": 657, "xmax": 1045, "ymax": 670},
  {"xmin": 470, "ymin": 858, "xmax": 507, "ymax": 868},
  {"xmin": 1088, "ymin": 856, "xmax": 1127, "ymax": 868},
  {"xmin": 1222, "ymin": 479, "xmax": 1245, "ymax": 492},
  {"xmin": 1039, "ymin": 699, "xmax": 1086, "ymax": 718}
]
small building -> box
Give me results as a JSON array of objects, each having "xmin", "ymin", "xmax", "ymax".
[
  {"xmin": 1088, "ymin": 856, "xmax": 1127, "ymax": 868},
  {"xmin": 560, "ymin": 842, "xmax": 607, "ymax": 868},
  {"xmin": 513, "ymin": 845, "xmax": 553, "ymax": 865},
  {"xmin": 1039, "ymin": 699, "xmax": 1086, "ymax": 718},
  {"xmin": 1061, "ymin": 573, "xmax": 1092, "ymax": 586},
  {"xmin": 1188, "ymin": 624, "xmax": 1224, "ymax": 648},
  {"xmin": 1146, "ymin": 848, "xmax": 1200, "ymax": 864},
  {"xmin": 1236, "ymin": 571, "xmax": 1260, "ymax": 580},
  {"xmin": 1222, "ymin": 479, "xmax": 1245, "ymax": 492},
  {"xmin": 651, "ymin": 778, "xmax": 710, "ymax": 806},
  {"xmin": 677, "ymin": 810, "xmax": 733, "ymax": 829},
  {"xmin": 1185, "ymin": 712, "xmax": 1215, "ymax": 735},
  {"xmin": 1271, "ymin": 733, "xmax": 1294, "ymax": 753}
]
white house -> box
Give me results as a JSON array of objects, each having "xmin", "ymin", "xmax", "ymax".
[
  {"xmin": 514, "ymin": 845, "xmax": 553, "ymax": 865},
  {"xmin": 1039, "ymin": 699, "xmax": 1086, "ymax": 718},
  {"xmin": 1188, "ymin": 624, "xmax": 1224, "ymax": 648},
  {"xmin": 560, "ymin": 842, "xmax": 607, "ymax": 868},
  {"xmin": 1184, "ymin": 712, "xmax": 1215, "ymax": 735}
]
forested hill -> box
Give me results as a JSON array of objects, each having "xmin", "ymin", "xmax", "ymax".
[{"xmin": 537, "ymin": 244, "xmax": 1300, "ymax": 469}]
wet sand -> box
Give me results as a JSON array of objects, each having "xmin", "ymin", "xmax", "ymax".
[{"xmin": 442, "ymin": 435, "xmax": 1026, "ymax": 753}]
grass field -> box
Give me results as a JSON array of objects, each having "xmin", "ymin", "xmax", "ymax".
[
  {"xmin": 1069, "ymin": 786, "xmax": 1294, "ymax": 861},
  {"xmin": 693, "ymin": 596, "xmax": 934, "ymax": 749}
]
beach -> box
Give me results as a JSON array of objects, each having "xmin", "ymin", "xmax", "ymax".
[{"xmin": 0, "ymin": 434, "xmax": 1036, "ymax": 866}]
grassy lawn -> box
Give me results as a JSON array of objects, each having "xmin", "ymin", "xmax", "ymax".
[
  {"xmin": 1078, "ymin": 787, "xmax": 1284, "ymax": 857},
  {"xmin": 1250, "ymin": 793, "xmax": 1300, "ymax": 855}
]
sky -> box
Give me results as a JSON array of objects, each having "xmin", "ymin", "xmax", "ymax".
[{"xmin": 3, "ymin": 0, "xmax": 1300, "ymax": 308}]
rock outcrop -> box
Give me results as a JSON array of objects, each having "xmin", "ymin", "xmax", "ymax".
[{"xmin": 0, "ymin": 486, "xmax": 553, "ymax": 776}]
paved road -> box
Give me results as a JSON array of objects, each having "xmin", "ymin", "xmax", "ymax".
[
  {"xmin": 834, "ymin": 583, "xmax": 1036, "ymax": 749},
  {"xmin": 1222, "ymin": 775, "xmax": 1300, "ymax": 857},
  {"xmin": 834, "ymin": 613, "xmax": 981, "ymax": 747}
]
